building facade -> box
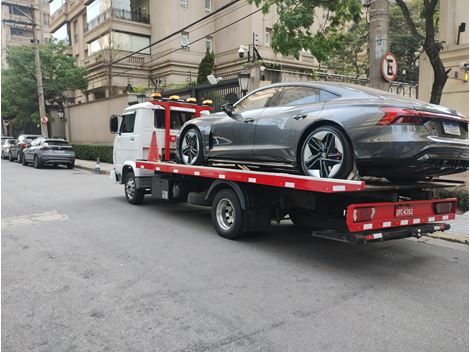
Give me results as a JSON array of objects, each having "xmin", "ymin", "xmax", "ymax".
[
  {"xmin": 48, "ymin": 0, "xmax": 322, "ymax": 105},
  {"xmin": 1, "ymin": 0, "xmax": 50, "ymax": 67},
  {"xmin": 418, "ymin": 0, "xmax": 469, "ymax": 116}
]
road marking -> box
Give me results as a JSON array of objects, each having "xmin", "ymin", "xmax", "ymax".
[{"xmin": 2, "ymin": 210, "xmax": 68, "ymax": 227}]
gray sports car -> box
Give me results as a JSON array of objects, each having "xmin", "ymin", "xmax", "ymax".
[{"xmin": 176, "ymin": 82, "xmax": 469, "ymax": 181}]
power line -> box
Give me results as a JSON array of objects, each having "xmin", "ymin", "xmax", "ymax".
[
  {"xmin": 145, "ymin": 2, "xmax": 248, "ymax": 55},
  {"xmin": 111, "ymin": 0, "xmax": 241, "ymax": 65},
  {"xmin": 114, "ymin": 7, "xmax": 263, "ymax": 77}
]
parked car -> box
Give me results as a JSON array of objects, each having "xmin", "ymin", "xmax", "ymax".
[
  {"xmin": 1, "ymin": 138, "xmax": 16, "ymax": 159},
  {"xmin": 176, "ymin": 82, "xmax": 469, "ymax": 181},
  {"xmin": 1, "ymin": 136, "xmax": 14, "ymax": 143},
  {"xmin": 9, "ymin": 134, "xmax": 42, "ymax": 163},
  {"xmin": 22, "ymin": 137, "xmax": 75, "ymax": 169}
]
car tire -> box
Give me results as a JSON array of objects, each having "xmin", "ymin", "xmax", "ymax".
[
  {"xmin": 124, "ymin": 171, "xmax": 145, "ymax": 205},
  {"xmin": 67, "ymin": 163, "xmax": 74, "ymax": 169},
  {"xmin": 33, "ymin": 155, "xmax": 42, "ymax": 169},
  {"xmin": 179, "ymin": 127, "xmax": 204, "ymax": 165},
  {"xmin": 211, "ymin": 189, "xmax": 244, "ymax": 239},
  {"xmin": 300, "ymin": 125, "xmax": 353, "ymax": 179},
  {"xmin": 8, "ymin": 152, "xmax": 14, "ymax": 162}
]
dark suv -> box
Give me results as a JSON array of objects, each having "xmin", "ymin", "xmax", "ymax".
[
  {"xmin": 8, "ymin": 134, "xmax": 42, "ymax": 163},
  {"xmin": 22, "ymin": 137, "xmax": 75, "ymax": 169}
]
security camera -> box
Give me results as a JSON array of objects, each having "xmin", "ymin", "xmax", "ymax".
[
  {"xmin": 238, "ymin": 46, "xmax": 245, "ymax": 59},
  {"xmin": 207, "ymin": 74, "xmax": 222, "ymax": 85}
]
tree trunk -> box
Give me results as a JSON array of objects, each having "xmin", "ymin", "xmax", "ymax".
[{"xmin": 424, "ymin": 42, "xmax": 448, "ymax": 105}]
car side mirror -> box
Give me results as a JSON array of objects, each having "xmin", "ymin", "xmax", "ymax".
[
  {"xmin": 222, "ymin": 103, "xmax": 233, "ymax": 117},
  {"xmin": 109, "ymin": 115, "xmax": 119, "ymax": 134}
]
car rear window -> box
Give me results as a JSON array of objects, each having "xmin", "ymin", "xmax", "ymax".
[{"xmin": 46, "ymin": 140, "xmax": 70, "ymax": 146}]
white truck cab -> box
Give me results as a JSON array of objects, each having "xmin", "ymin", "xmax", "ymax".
[{"xmin": 110, "ymin": 96, "xmax": 213, "ymax": 203}]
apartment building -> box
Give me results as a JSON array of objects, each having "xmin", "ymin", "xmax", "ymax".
[
  {"xmin": 419, "ymin": 0, "xmax": 469, "ymax": 116},
  {"xmin": 1, "ymin": 0, "xmax": 50, "ymax": 67},
  {"xmin": 48, "ymin": 0, "xmax": 322, "ymax": 104}
]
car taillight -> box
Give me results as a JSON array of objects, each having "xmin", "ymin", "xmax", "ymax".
[
  {"xmin": 433, "ymin": 202, "xmax": 454, "ymax": 214},
  {"xmin": 377, "ymin": 107, "xmax": 467, "ymax": 125},
  {"xmin": 353, "ymin": 207, "xmax": 376, "ymax": 222}
]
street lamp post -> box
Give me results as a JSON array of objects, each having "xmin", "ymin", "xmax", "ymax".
[{"xmin": 238, "ymin": 71, "xmax": 250, "ymax": 97}]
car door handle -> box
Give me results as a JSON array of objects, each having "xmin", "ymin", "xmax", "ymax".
[
  {"xmin": 293, "ymin": 114, "xmax": 307, "ymax": 120},
  {"xmin": 129, "ymin": 137, "xmax": 134, "ymax": 141},
  {"xmin": 243, "ymin": 119, "xmax": 255, "ymax": 124}
]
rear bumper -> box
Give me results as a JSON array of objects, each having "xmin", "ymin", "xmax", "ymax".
[
  {"xmin": 39, "ymin": 156, "xmax": 75, "ymax": 165},
  {"xmin": 358, "ymin": 145, "xmax": 469, "ymax": 178},
  {"xmin": 314, "ymin": 223, "xmax": 451, "ymax": 243}
]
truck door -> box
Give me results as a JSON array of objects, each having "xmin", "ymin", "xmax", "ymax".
[{"xmin": 114, "ymin": 111, "xmax": 137, "ymax": 174}]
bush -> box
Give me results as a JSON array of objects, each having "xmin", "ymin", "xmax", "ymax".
[
  {"xmin": 71, "ymin": 144, "xmax": 113, "ymax": 163},
  {"xmin": 436, "ymin": 187, "xmax": 469, "ymax": 213}
]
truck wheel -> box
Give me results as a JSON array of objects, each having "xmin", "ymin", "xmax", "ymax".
[
  {"xmin": 211, "ymin": 189, "xmax": 244, "ymax": 239},
  {"xmin": 125, "ymin": 171, "xmax": 145, "ymax": 205}
]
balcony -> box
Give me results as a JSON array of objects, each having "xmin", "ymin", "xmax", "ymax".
[{"xmin": 86, "ymin": 8, "xmax": 150, "ymax": 32}]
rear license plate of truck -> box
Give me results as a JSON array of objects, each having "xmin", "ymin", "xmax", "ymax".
[
  {"xmin": 395, "ymin": 205, "xmax": 414, "ymax": 217},
  {"xmin": 442, "ymin": 121, "xmax": 461, "ymax": 135}
]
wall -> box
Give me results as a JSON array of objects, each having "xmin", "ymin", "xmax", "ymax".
[{"xmin": 66, "ymin": 94, "xmax": 130, "ymax": 144}]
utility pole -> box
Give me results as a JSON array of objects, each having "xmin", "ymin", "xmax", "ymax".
[
  {"xmin": 31, "ymin": 3, "xmax": 48, "ymax": 137},
  {"xmin": 368, "ymin": 0, "xmax": 390, "ymax": 91}
]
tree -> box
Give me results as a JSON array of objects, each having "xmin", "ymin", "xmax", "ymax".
[
  {"xmin": 394, "ymin": 0, "xmax": 445, "ymax": 104},
  {"xmin": 1, "ymin": 41, "xmax": 88, "ymax": 129},
  {"xmin": 197, "ymin": 49, "xmax": 215, "ymax": 84},
  {"xmin": 248, "ymin": 0, "xmax": 363, "ymax": 62},
  {"xmin": 390, "ymin": 0, "xmax": 425, "ymax": 83}
]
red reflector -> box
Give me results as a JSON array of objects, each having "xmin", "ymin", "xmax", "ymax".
[
  {"xmin": 433, "ymin": 202, "xmax": 453, "ymax": 214},
  {"xmin": 353, "ymin": 207, "xmax": 376, "ymax": 222}
]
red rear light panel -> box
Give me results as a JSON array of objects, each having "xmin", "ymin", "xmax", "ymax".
[
  {"xmin": 377, "ymin": 107, "xmax": 468, "ymax": 125},
  {"xmin": 346, "ymin": 198, "xmax": 456, "ymax": 232}
]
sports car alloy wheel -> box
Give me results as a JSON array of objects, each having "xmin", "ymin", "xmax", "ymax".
[
  {"xmin": 301, "ymin": 127, "xmax": 348, "ymax": 178},
  {"xmin": 181, "ymin": 129, "xmax": 202, "ymax": 165}
]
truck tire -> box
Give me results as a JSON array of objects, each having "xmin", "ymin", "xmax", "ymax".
[
  {"xmin": 124, "ymin": 171, "xmax": 145, "ymax": 205},
  {"xmin": 211, "ymin": 189, "xmax": 244, "ymax": 239}
]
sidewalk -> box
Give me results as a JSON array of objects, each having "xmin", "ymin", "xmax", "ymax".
[{"xmin": 74, "ymin": 159, "xmax": 114, "ymax": 175}]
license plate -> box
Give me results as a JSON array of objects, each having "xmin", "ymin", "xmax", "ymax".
[
  {"xmin": 395, "ymin": 205, "xmax": 414, "ymax": 217},
  {"xmin": 442, "ymin": 121, "xmax": 461, "ymax": 135}
]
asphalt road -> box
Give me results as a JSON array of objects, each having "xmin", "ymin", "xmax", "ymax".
[{"xmin": 2, "ymin": 160, "xmax": 468, "ymax": 352}]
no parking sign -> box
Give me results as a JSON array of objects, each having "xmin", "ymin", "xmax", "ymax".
[
  {"xmin": 40, "ymin": 115, "xmax": 48, "ymax": 124},
  {"xmin": 381, "ymin": 52, "xmax": 398, "ymax": 82}
]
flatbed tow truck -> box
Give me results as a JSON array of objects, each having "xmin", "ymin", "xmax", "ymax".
[{"xmin": 111, "ymin": 94, "xmax": 461, "ymax": 243}]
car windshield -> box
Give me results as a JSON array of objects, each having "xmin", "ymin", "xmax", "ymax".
[{"xmin": 46, "ymin": 140, "xmax": 70, "ymax": 146}]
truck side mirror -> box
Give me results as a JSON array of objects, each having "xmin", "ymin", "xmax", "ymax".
[
  {"xmin": 109, "ymin": 115, "xmax": 119, "ymax": 134},
  {"xmin": 221, "ymin": 103, "xmax": 233, "ymax": 117}
]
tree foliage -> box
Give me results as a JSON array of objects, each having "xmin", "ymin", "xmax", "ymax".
[
  {"xmin": 197, "ymin": 49, "xmax": 215, "ymax": 84},
  {"xmin": 390, "ymin": 0, "xmax": 425, "ymax": 82},
  {"xmin": 249, "ymin": 0, "xmax": 363, "ymax": 62},
  {"xmin": 328, "ymin": 20, "xmax": 368, "ymax": 78},
  {"xmin": 1, "ymin": 41, "xmax": 88, "ymax": 128}
]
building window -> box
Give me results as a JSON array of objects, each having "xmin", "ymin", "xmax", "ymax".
[
  {"xmin": 112, "ymin": 32, "xmax": 151, "ymax": 54},
  {"xmin": 205, "ymin": 36, "xmax": 213, "ymax": 52},
  {"xmin": 10, "ymin": 27, "xmax": 33, "ymax": 38},
  {"xmin": 49, "ymin": 0, "xmax": 65, "ymax": 16},
  {"xmin": 73, "ymin": 20, "xmax": 78, "ymax": 43},
  {"xmin": 180, "ymin": 0, "xmax": 188, "ymax": 8},
  {"xmin": 181, "ymin": 32, "xmax": 189, "ymax": 50},
  {"xmin": 204, "ymin": 0, "xmax": 211, "ymax": 11},
  {"xmin": 265, "ymin": 27, "xmax": 272, "ymax": 47},
  {"xmin": 11, "ymin": 4, "xmax": 33, "ymax": 17},
  {"xmin": 88, "ymin": 34, "xmax": 110, "ymax": 54}
]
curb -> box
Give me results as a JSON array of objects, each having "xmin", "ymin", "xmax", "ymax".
[
  {"xmin": 428, "ymin": 232, "xmax": 469, "ymax": 245},
  {"xmin": 74, "ymin": 164, "xmax": 111, "ymax": 175}
]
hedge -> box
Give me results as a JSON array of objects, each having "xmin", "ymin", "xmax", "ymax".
[
  {"xmin": 71, "ymin": 144, "xmax": 113, "ymax": 163},
  {"xmin": 436, "ymin": 187, "xmax": 469, "ymax": 213}
]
